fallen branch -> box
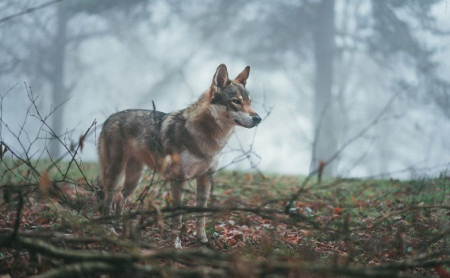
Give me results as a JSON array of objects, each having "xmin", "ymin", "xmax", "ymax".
[{"xmin": 2, "ymin": 230, "xmax": 448, "ymax": 278}]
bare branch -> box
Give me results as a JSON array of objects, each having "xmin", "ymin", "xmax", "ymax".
[
  {"xmin": 286, "ymin": 89, "xmax": 402, "ymax": 212},
  {"xmin": 0, "ymin": 0, "xmax": 65, "ymax": 25}
]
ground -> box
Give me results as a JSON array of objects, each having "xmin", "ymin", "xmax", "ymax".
[{"xmin": 0, "ymin": 160, "xmax": 449, "ymax": 277}]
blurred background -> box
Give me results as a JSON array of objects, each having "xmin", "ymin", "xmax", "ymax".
[{"xmin": 1, "ymin": 0, "xmax": 450, "ymax": 179}]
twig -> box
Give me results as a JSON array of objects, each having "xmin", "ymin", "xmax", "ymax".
[
  {"xmin": 369, "ymin": 205, "xmax": 450, "ymax": 230},
  {"xmin": 285, "ymin": 90, "xmax": 402, "ymax": 212},
  {"xmin": 24, "ymin": 85, "xmax": 94, "ymax": 187},
  {"xmin": 12, "ymin": 190, "xmax": 23, "ymax": 239},
  {"xmin": 130, "ymin": 169, "xmax": 157, "ymax": 212},
  {"xmin": 60, "ymin": 119, "xmax": 97, "ymax": 183},
  {"xmin": 0, "ymin": 0, "xmax": 64, "ymax": 25}
]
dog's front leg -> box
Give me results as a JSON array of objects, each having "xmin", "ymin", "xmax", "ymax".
[
  {"xmin": 196, "ymin": 174, "xmax": 211, "ymax": 243},
  {"xmin": 170, "ymin": 179, "xmax": 185, "ymax": 248}
]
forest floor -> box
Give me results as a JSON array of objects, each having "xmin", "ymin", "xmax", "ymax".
[{"xmin": 0, "ymin": 160, "xmax": 449, "ymax": 277}]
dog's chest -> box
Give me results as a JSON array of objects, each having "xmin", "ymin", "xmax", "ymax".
[{"xmin": 179, "ymin": 150, "xmax": 216, "ymax": 179}]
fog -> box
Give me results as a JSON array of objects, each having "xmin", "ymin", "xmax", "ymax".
[{"xmin": 1, "ymin": 0, "xmax": 450, "ymax": 179}]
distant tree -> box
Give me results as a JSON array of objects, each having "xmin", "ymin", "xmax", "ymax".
[
  {"xmin": 0, "ymin": 0, "xmax": 147, "ymax": 157},
  {"xmin": 307, "ymin": 0, "xmax": 450, "ymax": 176},
  {"xmin": 368, "ymin": 0, "xmax": 450, "ymax": 117},
  {"xmin": 310, "ymin": 0, "xmax": 337, "ymax": 176},
  {"xmin": 1, "ymin": 2, "xmax": 91, "ymax": 158},
  {"xmin": 47, "ymin": 3, "xmax": 68, "ymax": 158},
  {"xmin": 242, "ymin": 1, "xmax": 445, "ymax": 176},
  {"xmin": 2, "ymin": 0, "xmax": 448, "ymax": 172}
]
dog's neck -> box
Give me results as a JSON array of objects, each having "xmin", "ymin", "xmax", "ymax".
[{"xmin": 183, "ymin": 91, "xmax": 234, "ymax": 157}]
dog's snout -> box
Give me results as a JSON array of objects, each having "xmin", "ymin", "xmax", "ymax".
[{"xmin": 252, "ymin": 114, "xmax": 262, "ymax": 124}]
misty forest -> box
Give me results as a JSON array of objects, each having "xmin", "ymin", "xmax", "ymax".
[{"xmin": 0, "ymin": 0, "xmax": 449, "ymax": 277}]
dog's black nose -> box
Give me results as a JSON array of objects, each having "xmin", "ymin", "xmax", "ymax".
[{"xmin": 252, "ymin": 114, "xmax": 262, "ymax": 124}]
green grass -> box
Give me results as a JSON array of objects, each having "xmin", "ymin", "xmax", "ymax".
[
  {"xmin": 1, "ymin": 157, "xmax": 98, "ymax": 185},
  {"xmin": 1, "ymin": 159, "xmax": 449, "ymax": 276}
]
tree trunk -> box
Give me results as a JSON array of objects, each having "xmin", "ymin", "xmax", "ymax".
[
  {"xmin": 310, "ymin": 0, "xmax": 337, "ymax": 176},
  {"xmin": 48, "ymin": 4, "xmax": 68, "ymax": 158}
]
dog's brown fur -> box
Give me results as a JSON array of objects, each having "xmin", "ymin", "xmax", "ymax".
[{"xmin": 98, "ymin": 64, "xmax": 261, "ymax": 247}]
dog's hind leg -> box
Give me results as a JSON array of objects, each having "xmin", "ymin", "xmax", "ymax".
[
  {"xmin": 99, "ymin": 142, "xmax": 126, "ymax": 218},
  {"xmin": 102, "ymin": 170, "xmax": 123, "ymax": 217},
  {"xmin": 100, "ymin": 160, "xmax": 125, "ymax": 235},
  {"xmin": 170, "ymin": 179, "xmax": 185, "ymax": 248},
  {"xmin": 118, "ymin": 158, "xmax": 144, "ymax": 215},
  {"xmin": 196, "ymin": 174, "xmax": 211, "ymax": 243}
]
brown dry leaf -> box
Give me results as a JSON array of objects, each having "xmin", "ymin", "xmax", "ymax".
[
  {"xmin": 435, "ymin": 266, "xmax": 450, "ymax": 278},
  {"xmin": 164, "ymin": 192, "xmax": 173, "ymax": 205},
  {"xmin": 334, "ymin": 207, "xmax": 343, "ymax": 214},
  {"xmin": 171, "ymin": 153, "xmax": 180, "ymax": 164},
  {"xmin": 39, "ymin": 171, "xmax": 51, "ymax": 197},
  {"xmin": 79, "ymin": 134, "xmax": 86, "ymax": 152}
]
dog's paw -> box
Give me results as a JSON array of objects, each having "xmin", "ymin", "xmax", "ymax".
[
  {"xmin": 106, "ymin": 225, "xmax": 119, "ymax": 236},
  {"xmin": 174, "ymin": 236, "xmax": 182, "ymax": 249}
]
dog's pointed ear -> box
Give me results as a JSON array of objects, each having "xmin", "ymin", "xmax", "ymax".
[
  {"xmin": 234, "ymin": 66, "xmax": 250, "ymax": 86},
  {"xmin": 213, "ymin": 64, "xmax": 230, "ymax": 89}
]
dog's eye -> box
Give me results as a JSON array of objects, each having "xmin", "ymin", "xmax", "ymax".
[{"xmin": 232, "ymin": 99, "xmax": 242, "ymax": 105}]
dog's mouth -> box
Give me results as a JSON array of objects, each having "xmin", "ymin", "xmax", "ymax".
[
  {"xmin": 234, "ymin": 119, "xmax": 254, "ymax": 128},
  {"xmin": 234, "ymin": 119, "xmax": 243, "ymax": 126}
]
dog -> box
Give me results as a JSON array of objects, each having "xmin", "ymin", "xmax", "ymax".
[{"xmin": 98, "ymin": 64, "xmax": 261, "ymax": 247}]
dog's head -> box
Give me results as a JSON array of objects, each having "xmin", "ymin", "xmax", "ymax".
[{"xmin": 209, "ymin": 64, "xmax": 261, "ymax": 128}]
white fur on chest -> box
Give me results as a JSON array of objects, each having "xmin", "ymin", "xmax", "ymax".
[{"xmin": 179, "ymin": 150, "xmax": 216, "ymax": 179}]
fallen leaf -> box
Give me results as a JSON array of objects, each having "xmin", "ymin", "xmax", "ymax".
[
  {"xmin": 39, "ymin": 171, "xmax": 50, "ymax": 197},
  {"xmin": 334, "ymin": 207, "xmax": 343, "ymax": 214}
]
